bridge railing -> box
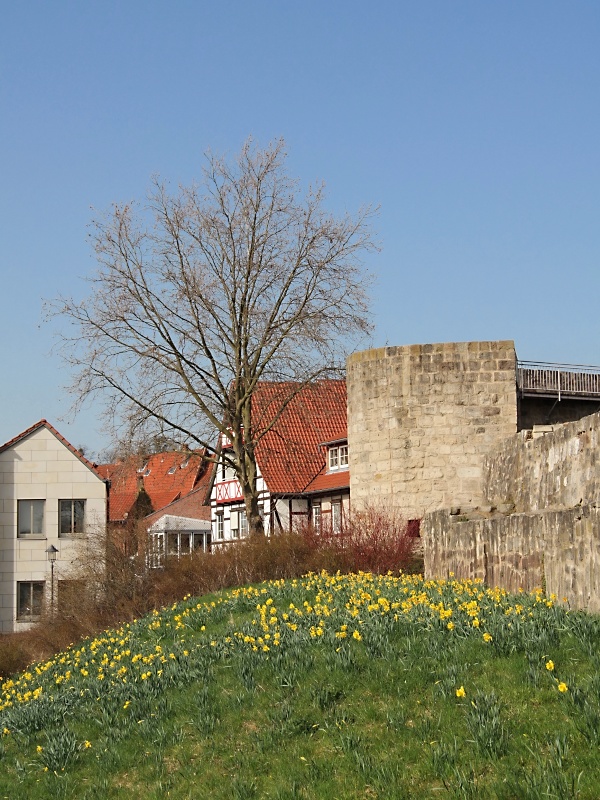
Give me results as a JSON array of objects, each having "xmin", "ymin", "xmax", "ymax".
[{"xmin": 517, "ymin": 361, "xmax": 600, "ymax": 399}]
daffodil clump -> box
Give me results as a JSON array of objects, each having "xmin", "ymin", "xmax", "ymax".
[
  {"xmin": 0, "ymin": 572, "xmax": 575, "ymax": 721},
  {"xmin": 0, "ymin": 571, "xmax": 599, "ymax": 798}
]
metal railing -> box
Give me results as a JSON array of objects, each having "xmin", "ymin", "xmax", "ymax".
[{"xmin": 517, "ymin": 360, "xmax": 600, "ymax": 400}]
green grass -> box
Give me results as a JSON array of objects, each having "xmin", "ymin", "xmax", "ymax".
[{"xmin": 1, "ymin": 572, "xmax": 600, "ymax": 798}]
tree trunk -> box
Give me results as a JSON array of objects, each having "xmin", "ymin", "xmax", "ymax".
[{"xmin": 231, "ymin": 425, "xmax": 265, "ymax": 536}]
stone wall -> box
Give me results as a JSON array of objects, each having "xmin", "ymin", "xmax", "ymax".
[
  {"xmin": 483, "ymin": 411, "xmax": 600, "ymax": 513},
  {"xmin": 424, "ymin": 410, "xmax": 600, "ymax": 611},
  {"xmin": 347, "ymin": 340, "xmax": 518, "ymax": 518},
  {"xmin": 424, "ymin": 505, "xmax": 600, "ymax": 612}
]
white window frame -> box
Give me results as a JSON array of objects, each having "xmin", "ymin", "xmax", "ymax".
[
  {"xmin": 328, "ymin": 448, "xmax": 338, "ymax": 470},
  {"xmin": 59, "ymin": 499, "xmax": 86, "ymax": 537},
  {"xmin": 331, "ymin": 501, "xmax": 342, "ymax": 533},
  {"xmin": 312, "ymin": 504, "xmax": 322, "ymax": 533},
  {"xmin": 216, "ymin": 514, "xmax": 224, "ymax": 540},
  {"xmin": 328, "ymin": 445, "xmax": 349, "ymax": 472},
  {"xmin": 17, "ymin": 499, "xmax": 45, "ymax": 537},
  {"xmin": 339, "ymin": 445, "xmax": 349, "ymax": 467}
]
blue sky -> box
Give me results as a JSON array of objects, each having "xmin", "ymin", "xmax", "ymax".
[{"xmin": 2, "ymin": 1, "xmax": 600, "ymax": 457}]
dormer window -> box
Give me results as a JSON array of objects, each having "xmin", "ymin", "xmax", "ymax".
[{"xmin": 328, "ymin": 444, "xmax": 348, "ymax": 471}]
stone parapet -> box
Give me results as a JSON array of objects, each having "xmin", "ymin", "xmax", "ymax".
[{"xmin": 483, "ymin": 410, "xmax": 600, "ymax": 512}]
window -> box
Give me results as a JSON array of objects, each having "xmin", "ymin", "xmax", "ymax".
[
  {"xmin": 192, "ymin": 532, "xmax": 209, "ymax": 552},
  {"xmin": 167, "ymin": 532, "xmax": 179, "ymax": 556},
  {"xmin": 339, "ymin": 445, "xmax": 349, "ymax": 467},
  {"xmin": 18, "ymin": 500, "xmax": 45, "ymax": 537},
  {"xmin": 59, "ymin": 500, "xmax": 85, "ymax": 536},
  {"xmin": 216, "ymin": 514, "xmax": 224, "ymax": 540},
  {"xmin": 331, "ymin": 501, "xmax": 342, "ymax": 533},
  {"xmin": 147, "ymin": 532, "xmax": 165, "ymax": 568},
  {"xmin": 328, "ymin": 445, "xmax": 349, "ymax": 471},
  {"xmin": 17, "ymin": 581, "xmax": 44, "ymax": 621},
  {"xmin": 230, "ymin": 509, "xmax": 246, "ymax": 539},
  {"xmin": 312, "ymin": 504, "xmax": 322, "ymax": 533}
]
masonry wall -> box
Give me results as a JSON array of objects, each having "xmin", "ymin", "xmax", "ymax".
[
  {"xmin": 483, "ymin": 410, "xmax": 600, "ymax": 512},
  {"xmin": 424, "ymin": 410, "xmax": 600, "ymax": 611},
  {"xmin": 347, "ymin": 341, "xmax": 518, "ymax": 518},
  {"xmin": 424, "ymin": 505, "xmax": 600, "ymax": 612}
]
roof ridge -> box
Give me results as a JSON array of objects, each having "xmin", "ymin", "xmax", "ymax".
[{"xmin": 0, "ymin": 419, "xmax": 105, "ymax": 481}]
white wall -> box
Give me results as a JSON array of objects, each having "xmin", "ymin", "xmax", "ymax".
[{"xmin": 0, "ymin": 426, "xmax": 107, "ymax": 632}]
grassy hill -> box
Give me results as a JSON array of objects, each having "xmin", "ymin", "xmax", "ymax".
[{"xmin": 1, "ymin": 571, "xmax": 600, "ymax": 799}]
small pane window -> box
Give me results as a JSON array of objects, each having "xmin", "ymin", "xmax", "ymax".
[
  {"xmin": 148, "ymin": 532, "xmax": 165, "ymax": 568},
  {"xmin": 339, "ymin": 445, "xmax": 348, "ymax": 467},
  {"xmin": 59, "ymin": 500, "xmax": 85, "ymax": 536},
  {"xmin": 17, "ymin": 581, "xmax": 44, "ymax": 620},
  {"xmin": 312, "ymin": 504, "xmax": 322, "ymax": 533},
  {"xmin": 332, "ymin": 501, "xmax": 342, "ymax": 533},
  {"xmin": 328, "ymin": 445, "xmax": 348, "ymax": 471},
  {"xmin": 18, "ymin": 500, "xmax": 45, "ymax": 537},
  {"xmin": 216, "ymin": 515, "xmax": 224, "ymax": 540},
  {"xmin": 239, "ymin": 511, "xmax": 248, "ymax": 538},
  {"xmin": 328, "ymin": 448, "xmax": 338, "ymax": 470}
]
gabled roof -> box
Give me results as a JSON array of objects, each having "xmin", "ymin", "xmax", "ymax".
[
  {"xmin": 98, "ymin": 451, "xmax": 208, "ymax": 522},
  {"xmin": 0, "ymin": 419, "xmax": 106, "ymax": 481},
  {"xmin": 251, "ymin": 380, "xmax": 347, "ymax": 495},
  {"xmin": 144, "ymin": 477, "xmax": 212, "ymax": 529}
]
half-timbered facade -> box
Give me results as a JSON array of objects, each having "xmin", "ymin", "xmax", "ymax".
[{"xmin": 210, "ymin": 380, "xmax": 350, "ymax": 543}]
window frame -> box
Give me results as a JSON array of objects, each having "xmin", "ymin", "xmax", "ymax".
[
  {"xmin": 17, "ymin": 581, "xmax": 45, "ymax": 621},
  {"xmin": 59, "ymin": 499, "xmax": 86, "ymax": 537},
  {"xmin": 327, "ymin": 444, "xmax": 349, "ymax": 472},
  {"xmin": 331, "ymin": 500, "xmax": 342, "ymax": 533},
  {"xmin": 17, "ymin": 499, "xmax": 45, "ymax": 538},
  {"xmin": 239, "ymin": 510, "xmax": 248, "ymax": 538},
  {"xmin": 312, "ymin": 503, "xmax": 322, "ymax": 533}
]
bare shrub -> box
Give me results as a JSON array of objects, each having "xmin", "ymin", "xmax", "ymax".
[
  {"xmin": 295, "ymin": 504, "xmax": 420, "ymax": 575},
  {"xmin": 0, "ymin": 506, "xmax": 420, "ymax": 680}
]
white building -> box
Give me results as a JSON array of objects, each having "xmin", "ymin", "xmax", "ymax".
[
  {"xmin": 0, "ymin": 420, "xmax": 108, "ymax": 632},
  {"xmin": 145, "ymin": 484, "xmax": 212, "ymax": 568}
]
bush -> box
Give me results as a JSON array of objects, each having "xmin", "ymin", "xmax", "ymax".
[{"xmin": 0, "ymin": 506, "xmax": 420, "ymax": 680}]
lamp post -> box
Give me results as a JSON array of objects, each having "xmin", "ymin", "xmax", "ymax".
[{"xmin": 46, "ymin": 544, "xmax": 58, "ymax": 617}]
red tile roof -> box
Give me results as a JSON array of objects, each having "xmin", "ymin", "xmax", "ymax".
[
  {"xmin": 0, "ymin": 419, "xmax": 106, "ymax": 481},
  {"xmin": 144, "ymin": 476, "xmax": 212, "ymax": 528},
  {"xmin": 252, "ymin": 380, "xmax": 347, "ymax": 494},
  {"xmin": 98, "ymin": 451, "xmax": 208, "ymax": 522},
  {"xmin": 303, "ymin": 468, "xmax": 350, "ymax": 495}
]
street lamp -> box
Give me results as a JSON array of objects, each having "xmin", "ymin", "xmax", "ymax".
[{"xmin": 46, "ymin": 544, "xmax": 58, "ymax": 617}]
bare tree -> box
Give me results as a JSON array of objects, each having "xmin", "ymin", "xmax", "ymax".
[{"xmin": 52, "ymin": 139, "xmax": 376, "ymax": 535}]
